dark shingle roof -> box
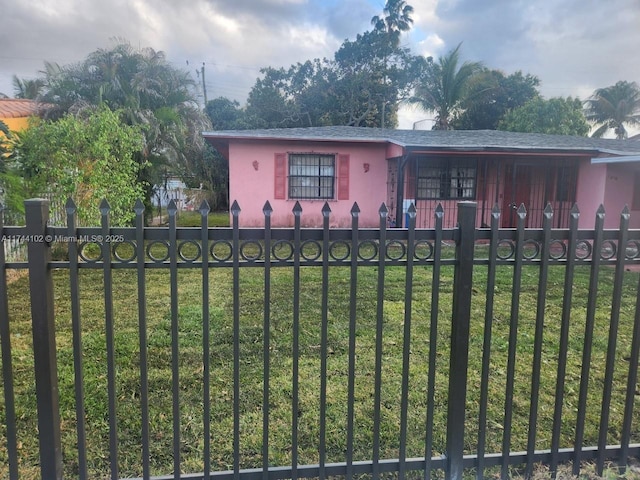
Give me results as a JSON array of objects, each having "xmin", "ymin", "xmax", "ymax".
[{"xmin": 203, "ymin": 126, "xmax": 640, "ymax": 156}]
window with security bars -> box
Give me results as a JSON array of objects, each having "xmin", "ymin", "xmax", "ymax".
[
  {"xmin": 289, "ymin": 154, "xmax": 335, "ymax": 199},
  {"xmin": 416, "ymin": 158, "xmax": 477, "ymax": 200},
  {"xmin": 555, "ymin": 165, "xmax": 578, "ymax": 202}
]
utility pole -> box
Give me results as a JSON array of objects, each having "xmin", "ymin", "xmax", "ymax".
[{"xmin": 201, "ymin": 63, "xmax": 208, "ymax": 106}]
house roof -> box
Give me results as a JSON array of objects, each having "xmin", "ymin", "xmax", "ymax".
[
  {"xmin": 0, "ymin": 99, "xmax": 46, "ymax": 119},
  {"xmin": 203, "ymin": 126, "xmax": 640, "ymax": 157}
]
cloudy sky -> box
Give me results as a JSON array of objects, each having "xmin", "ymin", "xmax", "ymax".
[{"xmin": 2, "ymin": 0, "xmax": 639, "ymax": 129}]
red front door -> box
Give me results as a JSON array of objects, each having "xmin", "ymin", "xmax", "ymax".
[{"xmin": 502, "ymin": 164, "xmax": 532, "ymax": 228}]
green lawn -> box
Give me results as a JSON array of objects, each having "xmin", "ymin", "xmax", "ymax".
[{"xmin": 1, "ymin": 258, "xmax": 639, "ymax": 478}]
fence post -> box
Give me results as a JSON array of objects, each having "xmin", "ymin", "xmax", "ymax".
[
  {"xmin": 25, "ymin": 199, "xmax": 63, "ymax": 480},
  {"xmin": 445, "ymin": 202, "xmax": 476, "ymax": 480}
]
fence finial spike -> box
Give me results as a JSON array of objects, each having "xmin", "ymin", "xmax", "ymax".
[
  {"xmin": 134, "ymin": 199, "xmax": 145, "ymax": 215},
  {"xmin": 517, "ymin": 203, "xmax": 527, "ymax": 217},
  {"xmin": 408, "ymin": 203, "xmax": 416, "ymax": 214},
  {"xmin": 65, "ymin": 198, "xmax": 77, "ymax": 214},
  {"xmin": 596, "ymin": 204, "xmax": 605, "ymax": 216},
  {"xmin": 322, "ymin": 202, "xmax": 331, "ymax": 216},
  {"xmin": 231, "ymin": 200, "xmax": 241, "ymax": 215},
  {"xmin": 99, "ymin": 198, "xmax": 111, "ymax": 215},
  {"xmin": 379, "ymin": 203, "xmax": 388, "ymax": 215},
  {"xmin": 491, "ymin": 203, "xmax": 500, "ymax": 217},
  {"xmin": 570, "ymin": 203, "xmax": 580, "ymax": 216},
  {"xmin": 292, "ymin": 201, "xmax": 302, "ymax": 215},
  {"xmin": 621, "ymin": 204, "xmax": 630, "ymax": 217},
  {"xmin": 167, "ymin": 199, "xmax": 178, "ymax": 215},
  {"xmin": 199, "ymin": 200, "xmax": 210, "ymax": 215},
  {"xmin": 263, "ymin": 201, "xmax": 273, "ymax": 215},
  {"xmin": 351, "ymin": 202, "xmax": 360, "ymax": 214}
]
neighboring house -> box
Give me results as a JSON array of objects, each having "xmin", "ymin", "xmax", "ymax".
[
  {"xmin": 0, "ymin": 98, "xmax": 46, "ymax": 132},
  {"xmin": 203, "ymin": 126, "xmax": 640, "ymax": 229}
]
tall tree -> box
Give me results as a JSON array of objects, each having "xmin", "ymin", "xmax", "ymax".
[
  {"xmin": 452, "ymin": 70, "xmax": 540, "ymax": 130},
  {"xmin": 409, "ymin": 43, "xmax": 483, "ymax": 130},
  {"xmin": 37, "ymin": 41, "xmax": 212, "ymax": 214},
  {"xmin": 371, "ymin": 0, "xmax": 414, "ymax": 41},
  {"xmin": 498, "ymin": 97, "xmax": 589, "ymax": 136},
  {"xmin": 370, "ymin": 0, "xmax": 415, "ymax": 127},
  {"xmin": 585, "ymin": 80, "xmax": 640, "ymax": 139}
]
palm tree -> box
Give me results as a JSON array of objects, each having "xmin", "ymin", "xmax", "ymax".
[
  {"xmin": 39, "ymin": 41, "xmax": 211, "ymax": 215},
  {"xmin": 410, "ymin": 43, "xmax": 483, "ymax": 130},
  {"xmin": 371, "ymin": 0, "xmax": 414, "ymax": 46},
  {"xmin": 369, "ymin": 0, "xmax": 415, "ymax": 128},
  {"xmin": 12, "ymin": 75, "xmax": 45, "ymax": 99},
  {"xmin": 585, "ymin": 81, "xmax": 640, "ymax": 139}
]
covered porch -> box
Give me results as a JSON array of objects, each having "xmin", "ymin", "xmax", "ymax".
[{"xmin": 388, "ymin": 152, "xmax": 584, "ymax": 229}]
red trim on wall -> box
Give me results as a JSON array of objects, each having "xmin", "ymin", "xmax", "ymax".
[
  {"xmin": 274, "ymin": 153, "xmax": 287, "ymax": 199},
  {"xmin": 338, "ymin": 154, "xmax": 350, "ymax": 200}
]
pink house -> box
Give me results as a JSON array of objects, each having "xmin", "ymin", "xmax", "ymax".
[{"xmin": 203, "ymin": 126, "xmax": 640, "ymax": 229}]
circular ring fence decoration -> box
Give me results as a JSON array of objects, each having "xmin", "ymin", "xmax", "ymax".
[
  {"xmin": 413, "ymin": 240, "xmax": 433, "ymax": 261},
  {"xmin": 496, "ymin": 239, "xmax": 516, "ymax": 260},
  {"xmin": 240, "ymin": 240, "xmax": 263, "ymax": 261},
  {"xmin": 358, "ymin": 240, "xmax": 378, "ymax": 261},
  {"xmin": 625, "ymin": 240, "xmax": 640, "ymax": 259},
  {"xmin": 210, "ymin": 240, "xmax": 232, "ymax": 262},
  {"xmin": 600, "ymin": 240, "xmax": 617, "ymax": 260},
  {"xmin": 386, "ymin": 240, "xmax": 406, "ymax": 261},
  {"xmin": 78, "ymin": 242, "xmax": 103, "ymax": 262},
  {"xmin": 575, "ymin": 240, "xmax": 592, "ymax": 260},
  {"xmin": 522, "ymin": 239, "xmax": 540, "ymax": 260},
  {"xmin": 112, "ymin": 241, "xmax": 136, "ymax": 263},
  {"xmin": 329, "ymin": 240, "xmax": 351, "ymax": 261},
  {"xmin": 272, "ymin": 240, "xmax": 294, "ymax": 262},
  {"xmin": 147, "ymin": 240, "xmax": 170, "ymax": 263},
  {"xmin": 548, "ymin": 239, "xmax": 567, "ymax": 260},
  {"xmin": 178, "ymin": 240, "xmax": 202, "ymax": 262},
  {"xmin": 300, "ymin": 240, "xmax": 322, "ymax": 261}
]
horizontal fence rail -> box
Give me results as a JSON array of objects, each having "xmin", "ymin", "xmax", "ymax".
[{"xmin": 0, "ymin": 198, "xmax": 639, "ymax": 480}]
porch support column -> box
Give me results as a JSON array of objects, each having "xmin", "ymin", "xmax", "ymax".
[{"xmin": 395, "ymin": 154, "xmax": 410, "ymax": 228}]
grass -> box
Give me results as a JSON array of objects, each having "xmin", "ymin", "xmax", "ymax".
[
  {"xmin": 0, "ymin": 252, "xmax": 639, "ymax": 479},
  {"xmin": 153, "ymin": 209, "xmax": 230, "ymax": 227}
]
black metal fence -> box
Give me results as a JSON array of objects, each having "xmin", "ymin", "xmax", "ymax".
[{"xmin": 1, "ymin": 198, "xmax": 639, "ymax": 480}]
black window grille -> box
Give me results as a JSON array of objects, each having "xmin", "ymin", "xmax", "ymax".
[
  {"xmin": 416, "ymin": 158, "xmax": 477, "ymax": 200},
  {"xmin": 289, "ymin": 154, "xmax": 335, "ymax": 199},
  {"xmin": 555, "ymin": 165, "xmax": 578, "ymax": 202}
]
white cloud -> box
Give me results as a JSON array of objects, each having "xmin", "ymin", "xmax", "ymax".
[{"xmin": 1, "ymin": 0, "xmax": 639, "ymax": 134}]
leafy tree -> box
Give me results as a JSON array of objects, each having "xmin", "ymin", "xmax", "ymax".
[
  {"xmin": 0, "ymin": 121, "xmax": 26, "ymax": 220},
  {"xmin": 205, "ymin": 97, "xmax": 249, "ymax": 130},
  {"xmin": 498, "ymin": 97, "xmax": 589, "ymax": 136},
  {"xmin": 245, "ymin": 61, "xmax": 332, "ymax": 128},
  {"xmin": 452, "ymin": 70, "xmax": 540, "ymax": 130},
  {"xmin": 410, "ymin": 43, "xmax": 483, "ymax": 130},
  {"xmin": 585, "ymin": 80, "xmax": 640, "ymax": 139},
  {"xmin": 36, "ymin": 41, "xmax": 212, "ymax": 214},
  {"xmin": 243, "ymin": 1, "xmax": 421, "ymax": 129},
  {"xmin": 334, "ymin": 29, "xmax": 421, "ymax": 128},
  {"xmin": 13, "ymin": 108, "xmax": 145, "ymax": 225}
]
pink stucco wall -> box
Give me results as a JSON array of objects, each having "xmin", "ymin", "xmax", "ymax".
[
  {"xmin": 602, "ymin": 163, "xmax": 640, "ymax": 229},
  {"xmin": 228, "ymin": 141, "xmax": 389, "ymax": 227},
  {"xmin": 577, "ymin": 162, "xmax": 640, "ymax": 229},
  {"xmin": 576, "ymin": 162, "xmax": 607, "ymax": 229}
]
